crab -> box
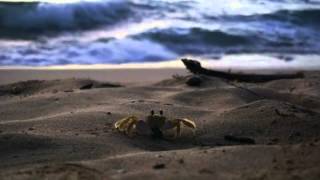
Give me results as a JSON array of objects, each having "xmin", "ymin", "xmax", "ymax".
[{"xmin": 114, "ymin": 110, "xmax": 196, "ymax": 138}]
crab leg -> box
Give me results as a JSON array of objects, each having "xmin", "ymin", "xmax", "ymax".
[
  {"xmin": 162, "ymin": 119, "xmax": 182, "ymax": 137},
  {"xmin": 176, "ymin": 121, "xmax": 181, "ymax": 137}
]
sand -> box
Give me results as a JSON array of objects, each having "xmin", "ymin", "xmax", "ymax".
[{"xmin": 0, "ymin": 68, "xmax": 319, "ymax": 180}]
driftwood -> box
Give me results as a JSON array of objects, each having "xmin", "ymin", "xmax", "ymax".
[{"xmin": 181, "ymin": 59, "xmax": 304, "ymax": 82}]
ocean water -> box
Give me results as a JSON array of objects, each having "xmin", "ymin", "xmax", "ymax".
[{"xmin": 0, "ymin": 0, "xmax": 320, "ymax": 66}]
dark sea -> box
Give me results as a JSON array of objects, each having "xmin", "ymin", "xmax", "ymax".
[{"xmin": 0, "ymin": 0, "xmax": 320, "ymax": 66}]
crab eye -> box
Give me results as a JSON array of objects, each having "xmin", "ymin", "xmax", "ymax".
[
  {"xmin": 151, "ymin": 110, "xmax": 154, "ymax": 115},
  {"xmin": 159, "ymin": 110, "xmax": 163, "ymax": 115}
]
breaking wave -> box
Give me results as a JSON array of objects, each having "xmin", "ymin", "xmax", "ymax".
[
  {"xmin": 0, "ymin": 1, "xmax": 133, "ymax": 37},
  {"xmin": 0, "ymin": 0, "xmax": 320, "ymax": 66}
]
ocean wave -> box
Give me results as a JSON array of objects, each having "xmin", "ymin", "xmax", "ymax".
[
  {"xmin": 263, "ymin": 9, "xmax": 320, "ymax": 27},
  {"xmin": 0, "ymin": 26, "xmax": 319, "ymax": 66},
  {"xmin": 0, "ymin": 0, "xmax": 320, "ymax": 66},
  {"xmin": 133, "ymin": 28, "xmax": 257, "ymax": 54},
  {"xmin": 0, "ymin": 0, "xmax": 191, "ymax": 38},
  {"xmin": 133, "ymin": 27, "xmax": 320, "ymax": 54},
  {"xmin": 214, "ymin": 9, "xmax": 320, "ymax": 28},
  {"xmin": 0, "ymin": 1, "xmax": 134, "ymax": 37},
  {"xmin": 1, "ymin": 1, "xmax": 319, "ymax": 39},
  {"xmin": 0, "ymin": 38, "xmax": 177, "ymax": 66}
]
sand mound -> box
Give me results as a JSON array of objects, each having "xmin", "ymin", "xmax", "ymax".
[
  {"xmin": 8, "ymin": 144, "xmax": 318, "ymax": 180},
  {"xmin": 156, "ymin": 74, "xmax": 230, "ymax": 88},
  {"xmin": 0, "ymin": 134, "xmax": 54, "ymax": 155},
  {"xmin": 247, "ymin": 87, "xmax": 320, "ymax": 112},
  {"xmin": 170, "ymin": 87, "xmax": 261, "ymax": 111},
  {"xmin": 264, "ymin": 72, "xmax": 320, "ymax": 97},
  {"xmin": 1, "ymin": 164, "xmax": 102, "ymax": 180},
  {"xmin": 0, "ymin": 79, "xmax": 122, "ymax": 96},
  {"xmin": 200, "ymin": 100, "xmax": 320, "ymax": 146}
]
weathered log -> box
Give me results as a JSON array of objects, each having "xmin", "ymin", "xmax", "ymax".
[{"xmin": 181, "ymin": 58, "xmax": 304, "ymax": 82}]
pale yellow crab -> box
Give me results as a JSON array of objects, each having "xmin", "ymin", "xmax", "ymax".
[{"xmin": 114, "ymin": 110, "xmax": 196, "ymax": 138}]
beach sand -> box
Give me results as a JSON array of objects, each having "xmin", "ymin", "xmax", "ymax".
[{"xmin": 0, "ymin": 68, "xmax": 319, "ymax": 180}]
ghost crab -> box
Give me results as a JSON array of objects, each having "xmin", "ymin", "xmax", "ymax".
[{"xmin": 114, "ymin": 110, "xmax": 196, "ymax": 138}]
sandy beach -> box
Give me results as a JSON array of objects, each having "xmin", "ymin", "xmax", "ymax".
[
  {"xmin": 1, "ymin": 0, "xmax": 320, "ymax": 179},
  {"xmin": 0, "ymin": 67, "xmax": 319, "ymax": 180}
]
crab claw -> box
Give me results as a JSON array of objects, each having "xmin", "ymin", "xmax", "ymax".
[
  {"xmin": 163, "ymin": 118, "xmax": 196, "ymax": 137},
  {"xmin": 114, "ymin": 116, "xmax": 139, "ymax": 135},
  {"xmin": 176, "ymin": 118, "xmax": 196, "ymax": 129}
]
